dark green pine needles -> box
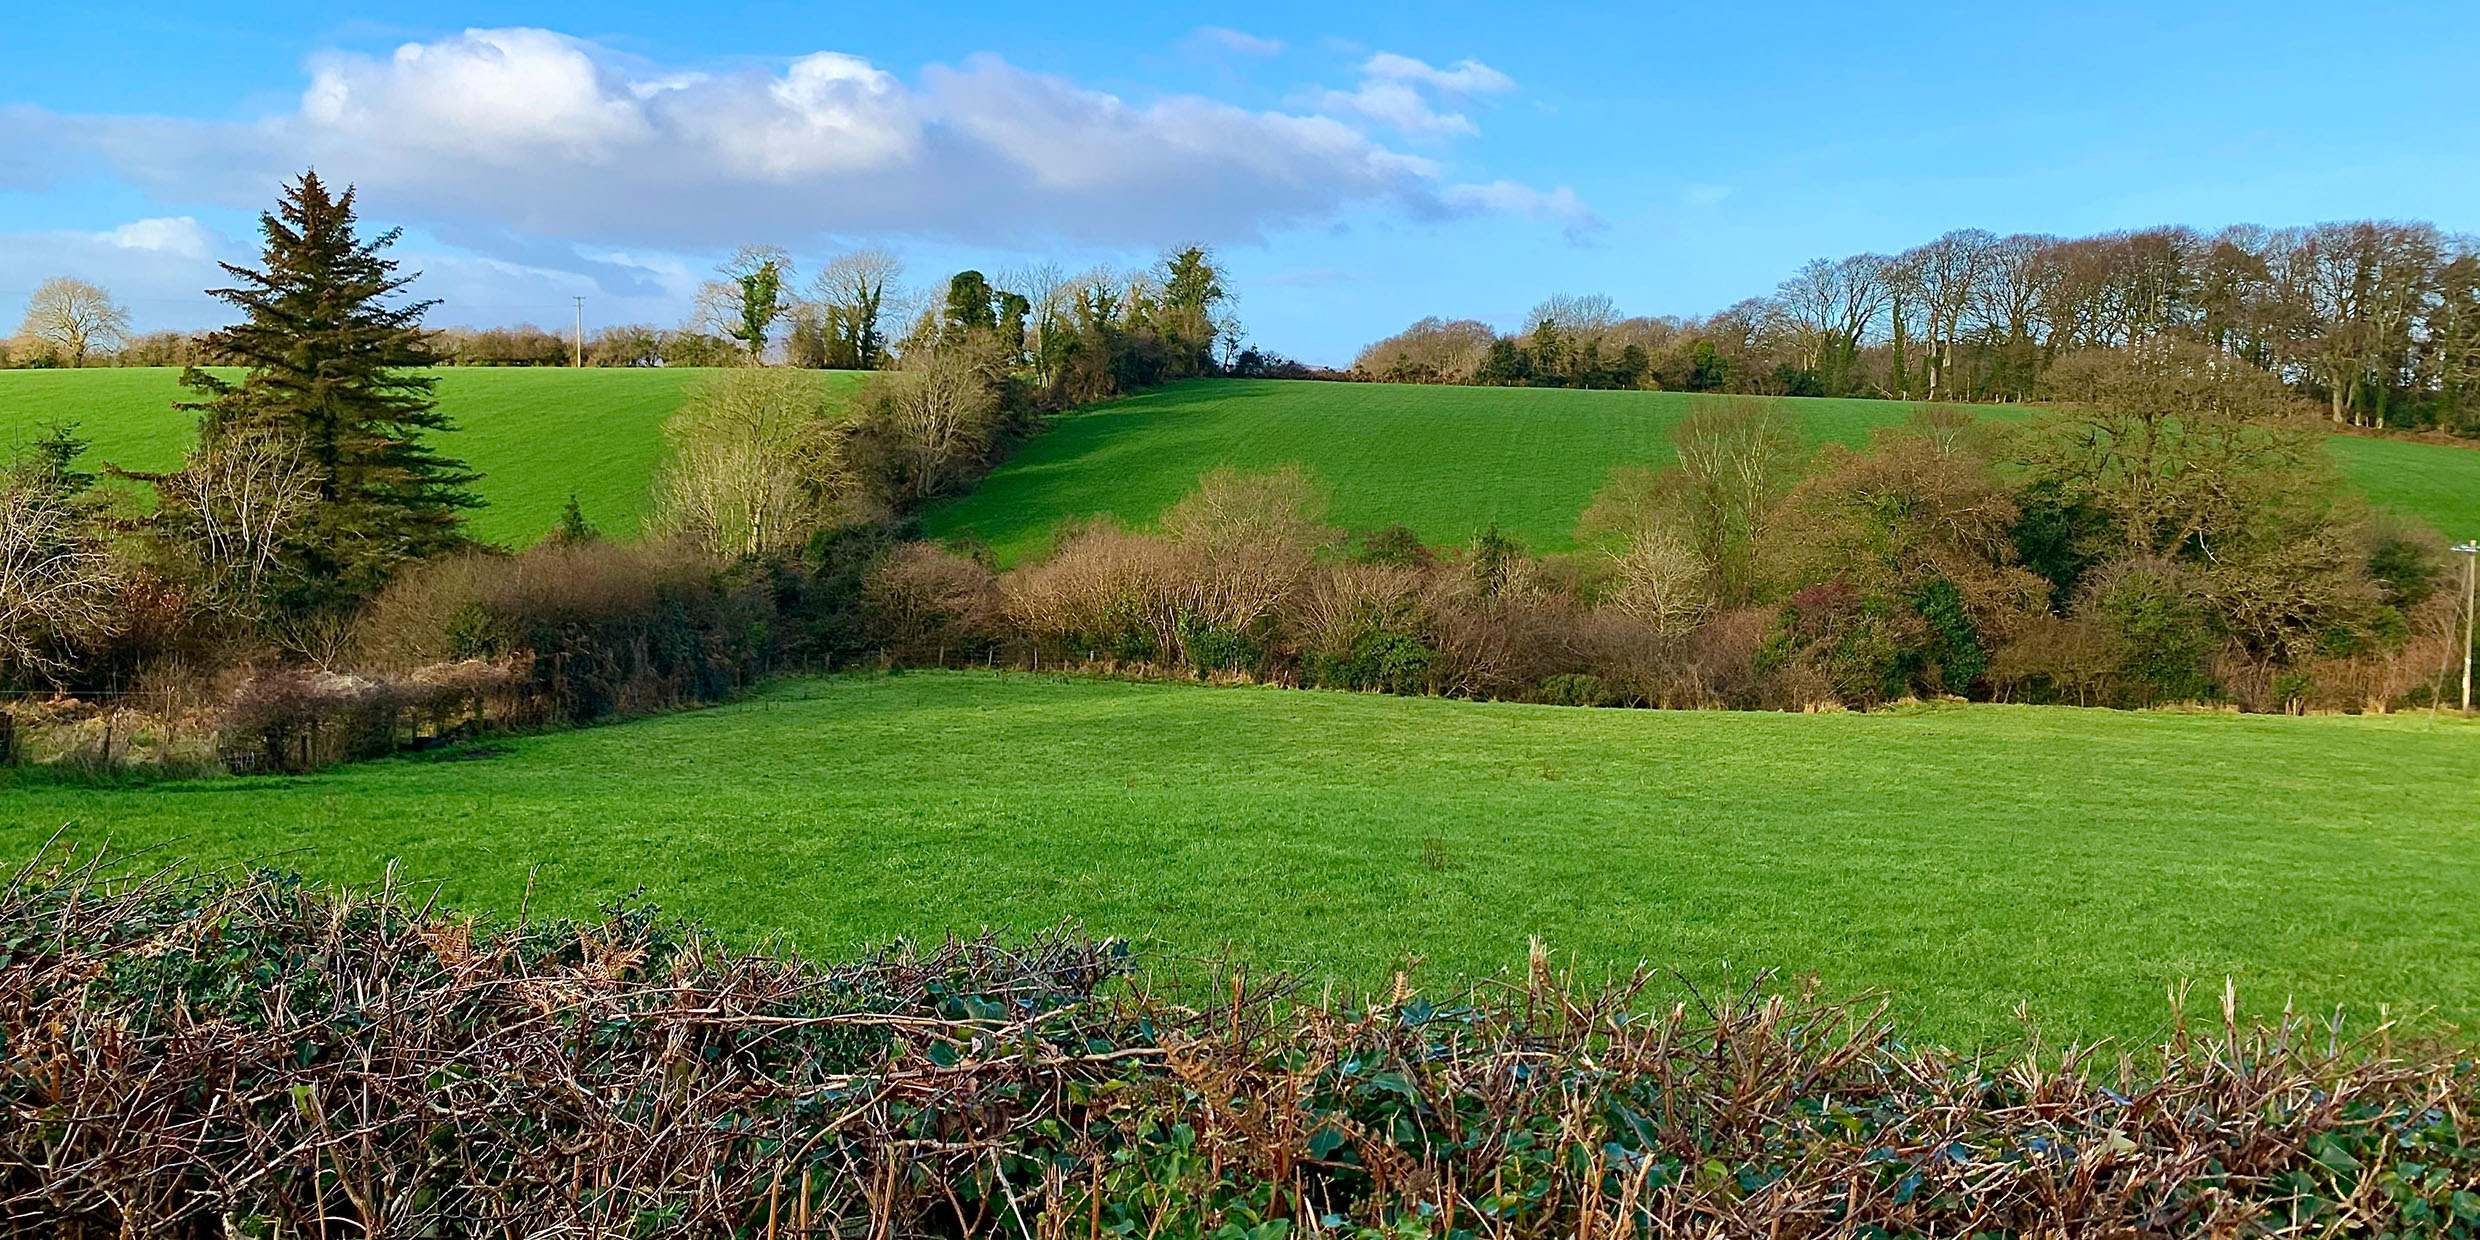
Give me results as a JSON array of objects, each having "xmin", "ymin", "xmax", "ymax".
[{"xmin": 176, "ymin": 171, "xmax": 479, "ymax": 612}]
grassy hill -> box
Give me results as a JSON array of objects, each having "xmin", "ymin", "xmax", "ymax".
[
  {"xmin": 12, "ymin": 670, "xmax": 2479, "ymax": 1044},
  {"xmin": 16, "ymin": 370, "xmax": 2471, "ymax": 561},
  {"xmin": 0, "ymin": 367, "xmax": 866, "ymax": 547},
  {"xmin": 926, "ymin": 379, "xmax": 2480, "ymax": 564}
]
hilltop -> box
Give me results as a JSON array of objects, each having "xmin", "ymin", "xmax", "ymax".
[{"xmin": 926, "ymin": 379, "xmax": 2480, "ymax": 562}]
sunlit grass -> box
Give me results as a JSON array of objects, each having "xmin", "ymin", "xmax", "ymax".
[
  {"xmin": 925, "ymin": 379, "xmax": 2480, "ymax": 563},
  {"xmin": 0, "ymin": 367, "xmax": 865, "ymax": 546},
  {"xmin": 11, "ymin": 670, "xmax": 2478, "ymax": 1043}
]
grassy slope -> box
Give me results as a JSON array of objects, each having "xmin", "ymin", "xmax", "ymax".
[
  {"xmin": 12, "ymin": 670, "xmax": 2478, "ymax": 1043},
  {"xmin": 926, "ymin": 380, "xmax": 2480, "ymax": 564},
  {"xmin": 0, "ymin": 368, "xmax": 866, "ymax": 548}
]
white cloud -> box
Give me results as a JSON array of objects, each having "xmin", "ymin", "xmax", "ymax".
[
  {"xmin": 1442, "ymin": 181, "xmax": 1603, "ymax": 241},
  {"xmin": 4, "ymin": 29, "xmax": 1582, "ymax": 254},
  {"xmin": 1360, "ymin": 52, "xmax": 1515, "ymax": 96},
  {"xmin": 101, "ymin": 216, "xmax": 218, "ymax": 261},
  {"xmin": 0, "ymin": 219, "xmax": 238, "ymax": 333},
  {"xmin": 1315, "ymin": 52, "xmax": 1515, "ymax": 141},
  {"xmin": 1187, "ymin": 26, "xmax": 1284, "ymax": 57}
]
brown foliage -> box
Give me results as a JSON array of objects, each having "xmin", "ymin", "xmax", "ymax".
[
  {"xmin": 11, "ymin": 858, "xmax": 2480, "ymax": 1237},
  {"xmin": 863, "ymin": 543, "xmax": 1003, "ymax": 662}
]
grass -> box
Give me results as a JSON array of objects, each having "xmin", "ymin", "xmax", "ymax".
[
  {"xmin": 0, "ymin": 367, "xmax": 866, "ymax": 547},
  {"xmin": 925, "ymin": 380, "xmax": 2480, "ymax": 564},
  {"xmin": 10, "ymin": 670, "xmax": 2479, "ymax": 1044},
  {"xmin": 15, "ymin": 370, "xmax": 2471, "ymax": 558}
]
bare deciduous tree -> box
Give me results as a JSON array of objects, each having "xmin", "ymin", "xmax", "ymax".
[
  {"xmin": 16, "ymin": 277, "xmax": 132, "ymax": 367},
  {"xmin": 0, "ymin": 486, "xmax": 122, "ymax": 681},
  {"xmin": 652, "ymin": 368, "xmax": 846, "ymax": 557},
  {"xmin": 1524, "ymin": 293, "xmax": 1621, "ymax": 341},
  {"xmin": 1602, "ymin": 528, "xmax": 1711, "ymax": 635},
  {"xmin": 811, "ymin": 248, "xmax": 905, "ymax": 370},
  {"xmin": 162, "ymin": 427, "xmax": 320, "ymax": 604},
  {"xmin": 863, "ymin": 344, "xmax": 1005, "ymax": 502}
]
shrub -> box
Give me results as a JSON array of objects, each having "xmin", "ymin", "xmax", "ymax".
[
  {"xmin": 1537, "ymin": 672, "xmax": 1611, "ymax": 706},
  {"xmin": 14, "ymin": 857, "xmax": 2480, "ymax": 1237},
  {"xmin": 217, "ymin": 658, "xmax": 522, "ymax": 772},
  {"xmin": 999, "ymin": 520, "xmax": 1182, "ymax": 664},
  {"xmin": 1350, "ymin": 523, "xmax": 1433, "ymax": 568},
  {"xmin": 862, "ymin": 542, "xmax": 1002, "ymax": 663},
  {"xmin": 2083, "ymin": 559, "xmax": 2218, "ymax": 705},
  {"xmin": 355, "ymin": 540, "xmax": 772, "ymax": 723}
]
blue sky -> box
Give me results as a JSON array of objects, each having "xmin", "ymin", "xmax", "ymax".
[{"xmin": 4, "ymin": 1, "xmax": 2476, "ymax": 364}]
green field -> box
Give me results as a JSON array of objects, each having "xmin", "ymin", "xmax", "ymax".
[
  {"xmin": 0, "ymin": 367, "xmax": 866, "ymax": 547},
  {"xmin": 927, "ymin": 380, "xmax": 2480, "ymax": 564},
  {"xmin": 14, "ymin": 371, "xmax": 2471, "ymax": 560},
  {"xmin": 11, "ymin": 671, "xmax": 2478, "ymax": 1043}
]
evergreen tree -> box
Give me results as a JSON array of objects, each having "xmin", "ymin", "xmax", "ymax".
[
  {"xmin": 995, "ymin": 291, "xmax": 1031, "ymax": 364},
  {"xmin": 550, "ymin": 494, "xmax": 599, "ymax": 544},
  {"xmin": 10, "ymin": 424, "xmax": 100, "ymax": 499},
  {"xmin": 173, "ymin": 171, "xmax": 478, "ymax": 613},
  {"xmin": 943, "ymin": 271, "xmax": 998, "ymax": 337}
]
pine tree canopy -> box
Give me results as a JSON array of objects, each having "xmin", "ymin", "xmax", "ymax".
[{"xmin": 177, "ymin": 170, "xmax": 479, "ymax": 611}]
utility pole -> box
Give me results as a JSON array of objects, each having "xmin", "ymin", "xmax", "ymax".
[
  {"xmin": 573, "ymin": 296, "xmax": 585, "ymax": 368},
  {"xmin": 2456, "ymin": 541, "xmax": 2480, "ymax": 714}
]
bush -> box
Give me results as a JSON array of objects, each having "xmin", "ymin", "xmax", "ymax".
[
  {"xmin": 1537, "ymin": 672, "xmax": 1611, "ymax": 706},
  {"xmin": 861, "ymin": 542, "xmax": 1002, "ymax": 663},
  {"xmin": 355, "ymin": 540, "xmax": 773, "ymax": 723},
  {"xmin": 999, "ymin": 520, "xmax": 1182, "ymax": 664},
  {"xmin": 2083, "ymin": 559, "xmax": 2219, "ymax": 705},
  {"xmin": 217, "ymin": 658, "xmax": 522, "ymax": 772},
  {"xmin": 14, "ymin": 857, "xmax": 2480, "ymax": 1237}
]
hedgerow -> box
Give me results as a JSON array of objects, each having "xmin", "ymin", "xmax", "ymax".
[{"xmin": 5, "ymin": 852, "xmax": 2479, "ymax": 1236}]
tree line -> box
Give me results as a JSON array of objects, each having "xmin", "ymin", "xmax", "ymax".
[
  {"xmin": 1357, "ymin": 220, "xmax": 2480, "ymax": 431},
  {"xmin": 861, "ymin": 337, "xmax": 2454, "ymax": 715},
  {"xmin": 0, "ymin": 172, "xmax": 1264, "ymax": 772},
  {"xmin": 4, "ymin": 237, "xmax": 1316, "ymax": 385}
]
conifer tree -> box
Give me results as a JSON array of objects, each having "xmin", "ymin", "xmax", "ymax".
[
  {"xmin": 549, "ymin": 494, "xmax": 599, "ymax": 544},
  {"xmin": 173, "ymin": 171, "xmax": 477, "ymax": 613}
]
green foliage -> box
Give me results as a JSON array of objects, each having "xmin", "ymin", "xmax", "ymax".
[
  {"xmin": 729, "ymin": 257, "xmax": 789, "ymax": 356},
  {"xmin": 943, "ymin": 270, "xmax": 998, "ymax": 336},
  {"xmin": 1350, "ymin": 524, "xmax": 1433, "ymax": 567},
  {"xmin": 1306, "ymin": 627, "xmax": 1435, "ymax": 694},
  {"xmin": 548, "ymin": 493, "xmax": 599, "ymax": 545},
  {"xmin": 1536, "ymin": 673, "xmax": 1611, "ymax": 706},
  {"xmin": 2008, "ymin": 480, "xmax": 2112, "ymax": 607},
  {"xmin": 2092, "ymin": 565, "xmax": 2218, "ymax": 703},
  {"xmin": 167, "ymin": 171, "xmax": 479, "ymax": 612},
  {"xmin": 1177, "ymin": 614, "xmax": 1261, "ymax": 674},
  {"xmin": 1466, "ymin": 522, "xmax": 1529, "ymax": 599},
  {"xmin": 1908, "ymin": 578, "xmax": 1987, "ymax": 692},
  {"xmin": 7, "ymin": 422, "xmax": 98, "ymax": 496}
]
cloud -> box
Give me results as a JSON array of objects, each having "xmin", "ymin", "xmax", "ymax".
[
  {"xmin": 4, "ymin": 29, "xmax": 1584, "ymax": 255},
  {"xmin": 0, "ymin": 218, "xmax": 239, "ymax": 332},
  {"xmin": 1360, "ymin": 52, "xmax": 1515, "ymax": 96},
  {"xmin": 0, "ymin": 212, "xmax": 699, "ymax": 334},
  {"xmin": 101, "ymin": 216, "xmax": 219, "ymax": 261},
  {"xmin": 1187, "ymin": 26, "xmax": 1284, "ymax": 57},
  {"xmin": 1316, "ymin": 52, "xmax": 1515, "ymax": 141},
  {"xmin": 1442, "ymin": 181, "xmax": 1603, "ymax": 241}
]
